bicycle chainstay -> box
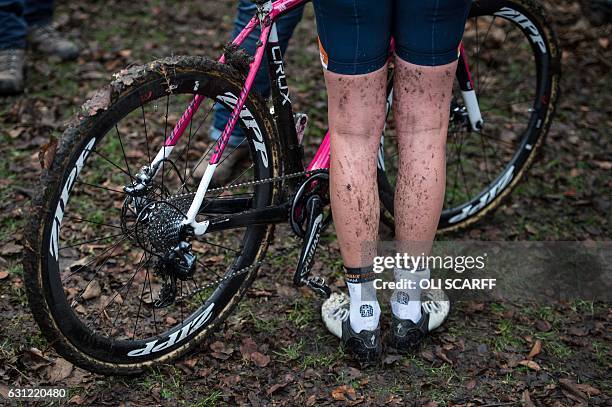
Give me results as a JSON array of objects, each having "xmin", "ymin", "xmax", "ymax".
[{"xmin": 172, "ymin": 167, "xmax": 328, "ymax": 303}]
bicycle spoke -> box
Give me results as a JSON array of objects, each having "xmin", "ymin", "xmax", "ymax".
[
  {"xmin": 479, "ymin": 132, "xmax": 492, "ymax": 184},
  {"xmin": 75, "ymin": 179, "xmax": 125, "ymax": 195},
  {"xmin": 91, "ymin": 149, "xmax": 136, "ymax": 182},
  {"xmin": 196, "ymin": 258, "xmax": 224, "ymax": 281},
  {"xmin": 145, "ymin": 264, "xmax": 159, "ymax": 335},
  {"xmin": 199, "ymin": 238, "xmax": 240, "ymax": 254},
  {"xmin": 76, "ymin": 238, "xmax": 127, "ymax": 303},
  {"xmin": 99, "ymin": 252, "xmax": 148, "ymax": 334},
  {"xmin": 131, "ymin": 268, "xmax": 149, "ymax": 340},
  {"xmin": 116, "ymin": 125, "xmax": 133, "ymax": 179},
  {"xmin": 473, "ymin": 16, "xmax": 498, "ymax": 95},
  {"xmin": 59, "ymin": 232, "xmax": 126, "ymax": 251},
  {"xmin": 63, "ymin": 215, "xmax": 122, "ymax": 230},
  {"xmin": 61, "ymin": 237, "xmax": 128, "ymax": 282},
  {"xmin": 161, "ymin": 94, "xmax": 170, "ymax": 197}
]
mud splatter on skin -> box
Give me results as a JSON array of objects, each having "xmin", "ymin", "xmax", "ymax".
[
  {"xmin": 325, "ymin": 66, "xmax": 388, "ymax": 266},
  {"xmin": 392, "ymin": 58, "xmax": 456, "ymax": 246}
]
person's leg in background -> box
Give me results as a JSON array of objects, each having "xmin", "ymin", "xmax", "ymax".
[
  {"xmin": 0, "ymin": 0, "xmax": 78, "ymax": 95},
  {"xmin": 314, "ymin": 0, "xmax": 392, "ymax": 363},
  {"xmin": 23, "ymin": 0, "xmax": 52, "ymax": 25},
  {"xmin": 0, "ymin": 0, "xmax": 27, "ymax": 94},
  {"xmin": 389, "ymin": 0, "xmax": 471, "ymax": 351},
  {"xmin": 25, "ymin": 0, "xmax": 78, "ymax": 60},
  {"xmin": 200, "ymin": 0, "xmax": 304, "ymax": 182}
]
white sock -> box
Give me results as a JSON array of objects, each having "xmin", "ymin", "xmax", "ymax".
[
  {"xmin": 347, "ymin": 281, "xmax": 380, "ymax": 333},
  {"xmin": 390, "ymin": 267, "xmax": 430, "ymax": 322}
]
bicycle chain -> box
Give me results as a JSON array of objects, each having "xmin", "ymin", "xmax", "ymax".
[{"xmin": 173, "ymin": 167, "xmax": 328, "ymax": 303}]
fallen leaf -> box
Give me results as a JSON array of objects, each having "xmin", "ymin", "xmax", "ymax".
[
  {"xmin": 466, "ymin": 301, "xmax": 485, "ymax": 312},
  {"xmin": 118, "ymin": 49, "xmax": 133, "ymax": 58},
  {"xmin": 181, "ymin": 357, "xmax": 198, "ymax": 368},
  {"xmin": 305, "ymin": 394, "xmax": 317, "ymax": 406},
  {"xmin": 563, "ymin": 188, "xmax": 577, "ymax": 198},
  {"xmin": 519, "ymin": 360, "xmax": 541, "ymax": 371},
  {"xmin": 535, "ymin": 320, "xmax": 552, "ymax": 332},
  {"xmin": 421, "ymin": 349, "xmax": 435, "ymax": 362},
  {"xmin": 574, "ymin": 383, "xmax": 600, "ymax": 396},
  {"xmin": 559, "ymin": 379, "xmax": 587, "ymax": 401},
  {"xmin": 383, "ymin": 354, "xmax": 403, "ymax": 365},
  {"xmin": 0, "ymin": 271, "xmax": 9, "ymax": 280},
  {"xmin": 8, "ymin": 127, "xmax": 25, "ymax": 138},
  {"xmin": 521, "ymin": 390, "xmax": 536, "ymax": 407},
  {"xmin": 527, "ymin": 339, "xmax": 542, "ymax": 360},
  {"xmin": 220, "ymin": 374, "xmax": 241, "ymax": 388},
  {"xmin": 82, "ymin": 280, "xmax": 102, "ymax": 300},
  {"xmin": 250, "ymin": 352, "xmax": 270, "ymax": 367},
  {"xmin": 344, "ymin": 367, "xmax": 362, "ymax": 380},
  {"xmin": 47, "ymin": 357, "xmax": 74, "ymax": 383},
  {"xmin": 21, "ymin": 347, "xmax": 52, "ymax": 370},
  {"xmin": 210, "ymin": 341, "xmax": 233, "ymax": 360},
  {"xmin": 68, "ymin": 394, "xmax": 86, "ymax": 405},
  {"xmin": 569, "ymin": 326, "xmax": 589, "ymax": 337},
  {"xmin": 0, "ymin": 242, "xmax": 22, "ymax": 256},
  {"xmin": 266, "ymin": 381, "xmax": 288, "ymax": 396},
  {"xmin": 38, "ymin": 137, "xmax": 58, "ymax": 169},
  {"xmin": 331, "ymin": 385, "xmax": 357, "ymax": 401},
  {"xmin": 435, "ymin": 346, "xmax": 453, "ymax": 365},
  {"xmin": 240, "ymin": 337, "xmax": 258, "ymax": 360}
]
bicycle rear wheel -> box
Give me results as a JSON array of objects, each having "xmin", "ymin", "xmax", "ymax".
[
  {"xmin": 24, "ymin": 57, "xmax": 282, "ymax": 374},
  {"xmin": 378, "ymin": 0, "xmax": 560, "ymax": 232}
]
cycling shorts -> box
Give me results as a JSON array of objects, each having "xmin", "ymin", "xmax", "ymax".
[{"xmin": 313, "ymin": 0, "xmax": 472, "ymax": 74}]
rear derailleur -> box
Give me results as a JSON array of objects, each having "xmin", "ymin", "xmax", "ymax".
[{"xmin": 154, "ymin": 241, "xmax": 197, "ymax": 308}]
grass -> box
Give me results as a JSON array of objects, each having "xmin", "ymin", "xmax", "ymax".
[
  {"xmin": 591, "ymin": 341, "xmax": 610, "ymax": 368},
  {"xmin": 492, "ymin": 318, "xmax": 523, "ymax": 351},
  {"xmin": 287, "ymin": 298, "xmax": 317, "ymax": 329},
  {"xmin": 6, "ymin": 263, "xmax": 23, "ymax": 277},
  {"xmin": 190, "ymin": 391, "xmax": 223, "ymax": 407},
  {"xmin": 273, "ymin": 339, "xmax": 305, "ymax": 362},
  {"xmin": 570, "ymin": 299, "xmax": 595, "ymax": 316},
  {"xmin": 139, "ymin": 366, "xmax": 184, "ymax": 401},
  {"xmin": 423, "ymin": 363, "xmax": 460, "ymax": 383},
  {"xmin": 300, "ymin": 352, "xmax": 335, "ymax": 370},
  {"xmin": 247, "ymin": 308, "xmax": 280, "ymax": 333}
]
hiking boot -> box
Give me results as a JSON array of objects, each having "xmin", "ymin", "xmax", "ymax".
[
  {"xmin": 322, "ymin": 293, "xmax": 382, "ymax": 364},
  {"xmin": 0, "ymin": 49, "xmax": 25, "ymax": 95},
  {"xmin": 391, "ymin": 288, "xmax": 450, "ymax": 353},
  {"xmin": 193, "ymin": 144, "xmax": 250, "ymax": 187},
  {"xmin": 28, "ymin": 24, "xmax": 79, "ymax": 61}
]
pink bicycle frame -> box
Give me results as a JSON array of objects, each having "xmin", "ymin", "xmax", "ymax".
[
  {"xmin": 146, "ymin": 0, "xmax": 480, "ymax": 236},
  {"xmin": 149, "ymin": 0, "xmax": 310, "ymax": 235}
]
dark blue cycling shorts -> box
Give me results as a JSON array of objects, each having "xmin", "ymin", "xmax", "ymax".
[{"xmin": 313, "ymin": 0, "xmax": 472, "ymax": 74}]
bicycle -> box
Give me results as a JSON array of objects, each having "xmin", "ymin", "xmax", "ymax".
[{"xmin": 24, "ymin": 0, "xmax": 559, "ymax": 374}]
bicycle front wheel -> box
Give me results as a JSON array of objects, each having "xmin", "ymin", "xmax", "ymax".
[{"xmin": 378, "ymin": 0, "xmax": 560, "ymax": 232}]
